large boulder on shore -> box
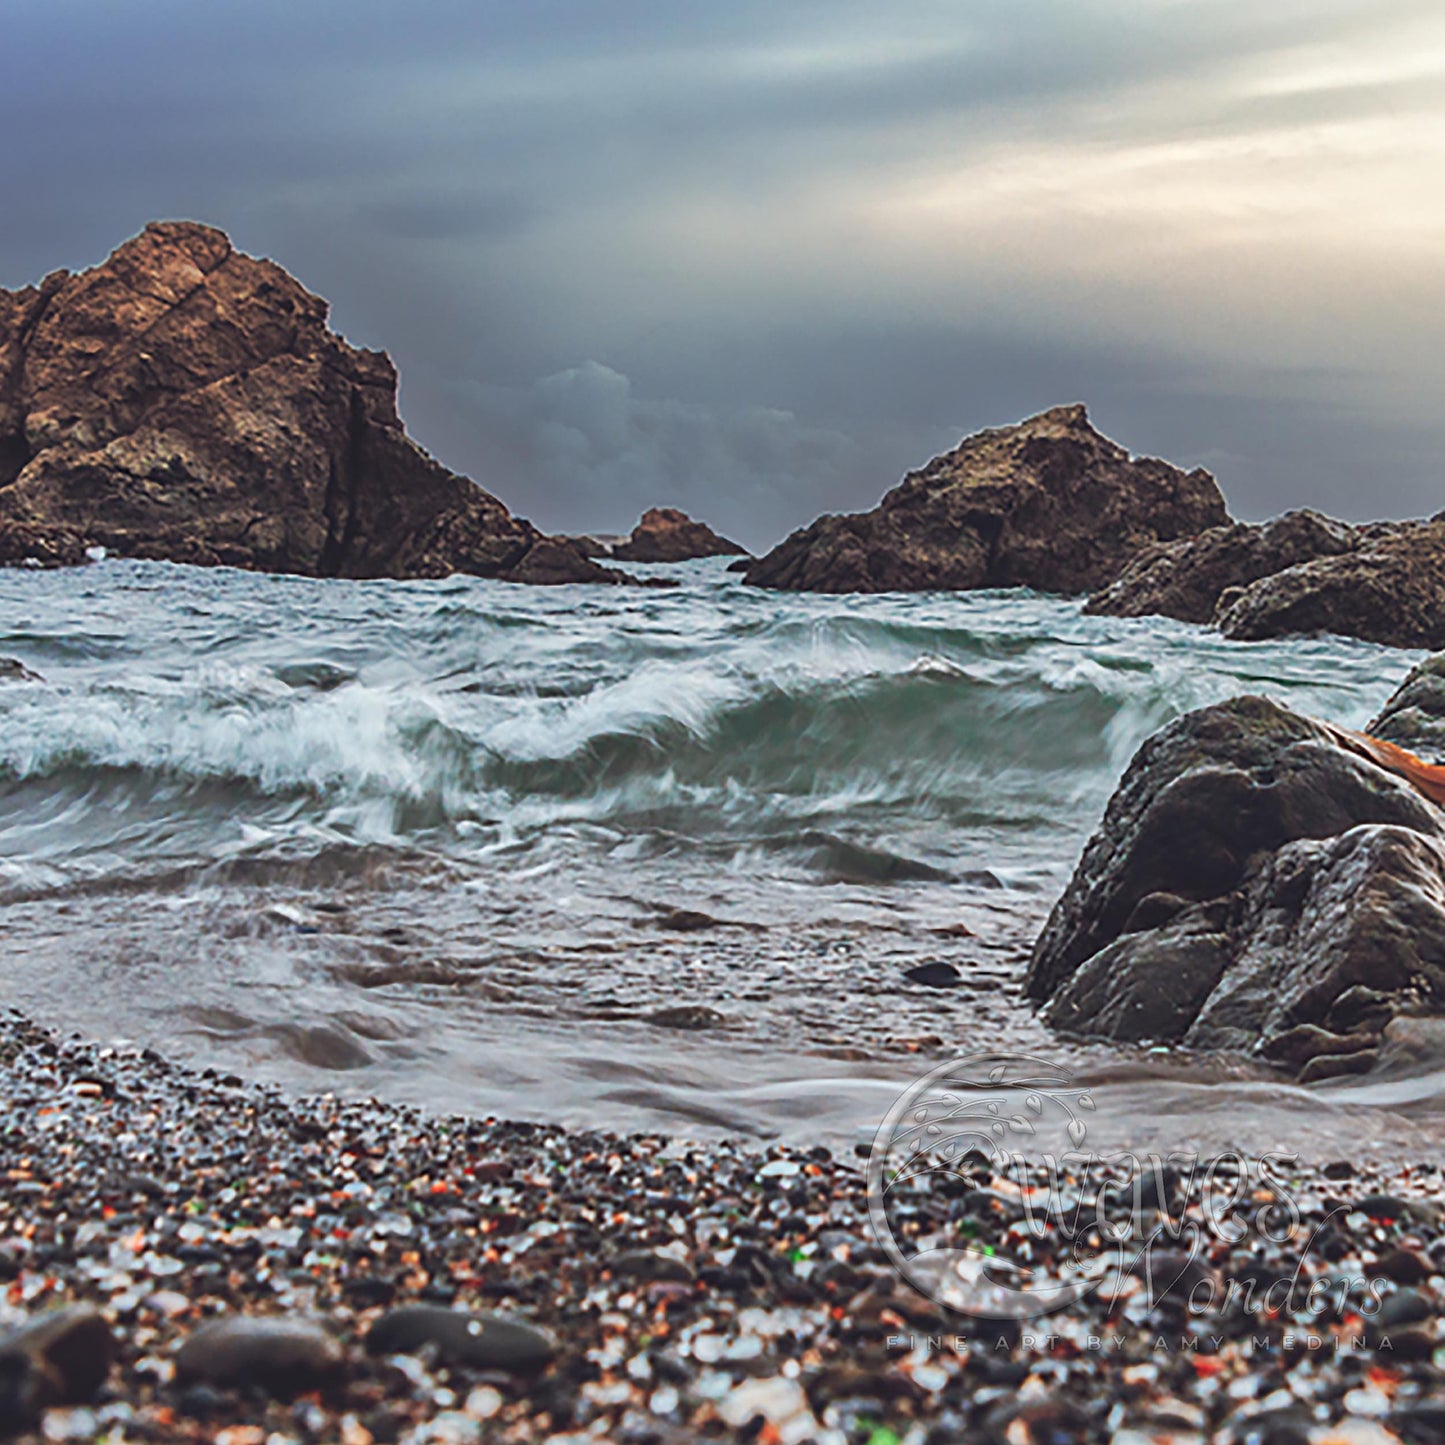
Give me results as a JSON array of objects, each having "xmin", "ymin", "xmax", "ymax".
[
  {"xmin": 0, "ymin": 221, "xmax": 626, "ymax": 584},
  {"xmin": 1087, "ymin": 509, "xmax": 1445, "ymax": 650},
  {"xmin": 742, "ymin": 404, "xmax": 1228, "ymax": 594},
  {"xmin": 1026, "ymin": 691, "xmax": 1445, "ymax": 1079},
  {"xmin": 611, "ymin": 507, "xmax": 748, "ymax": 563}
]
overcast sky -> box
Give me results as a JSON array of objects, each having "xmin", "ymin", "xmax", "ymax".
[{"xmin": 4, "ymin": 0, "xmax": 1443, "ymax": 549}]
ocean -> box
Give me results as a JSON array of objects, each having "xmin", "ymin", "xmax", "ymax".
[{"xmin": 1, "ymin": 555, "xmax": 1437, "ymax": 1162}]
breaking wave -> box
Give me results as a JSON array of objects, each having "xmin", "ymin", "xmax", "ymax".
[{"xmin": 0, "ymin": 557, "xmax": 1412, "ymax": 890}]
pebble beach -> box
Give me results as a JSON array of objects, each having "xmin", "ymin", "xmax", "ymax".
[{"xmin": 3, "ymin": 1013, "xmax": 1445, "ymax": 1444}]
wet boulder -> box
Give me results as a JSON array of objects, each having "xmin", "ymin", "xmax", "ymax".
[
  {"xmin": 1370, "ymin": 653, "xmax": 1445, "ymax": 760},
  {"xmin": 1027, "ymin": 692, "xmax": 1445, "ymax": 1075}
]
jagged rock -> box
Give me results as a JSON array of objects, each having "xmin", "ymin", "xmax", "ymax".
[
  {"xmin": 0, "ymin": 221, "xmax": 629, "ymax": 585},
  {"xmin": 1084, "ymin": 510, "xmax": 1359, "ymax": 625},
  {"xmin": 743, "ymin": 405, "xmax": 1228, "ymax": 594},
  {"xmin": 611, "ymin": 507, "xmax": 748, "ymax": 562},
  {"xmin": 1215, "ymin": 520, "xmax": 1445, "ymax": 649},
  {"xmin": 1087, "ymin": 508, "xmax": 1445, "ymax": 651},
  {"xmin": 1027, "ymin": 693, "xmax": 1445, "ymax": 1075}
]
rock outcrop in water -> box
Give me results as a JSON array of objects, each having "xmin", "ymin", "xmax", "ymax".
[
  {"xmin": 1087, "ymin": 511, "xmax": 1445, "ymax": 650},
  {"xmin": 1026, "ymin": 673, "xmax": 1445, "ymax": 1080},
  {"xmin": 612, "ymin": 507, "xmax": 748, "ymax": 563},
  {"xmin": 0, "ymin": 221, "xmax": 627, "ymax": 584},
  {"xmin": 742, "ymin": 404, "xmax": 1229, "ymax": 594},
  {"xmin": 1084, "ymin": 510, "xmax": 1359, "ymax": 625}
]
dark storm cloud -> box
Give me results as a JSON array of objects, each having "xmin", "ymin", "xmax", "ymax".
[{"xmin": 2, "ymin": 0, "xmax": 1442, "ymax": 549}]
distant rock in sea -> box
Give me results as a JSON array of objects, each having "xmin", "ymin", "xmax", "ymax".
[
  {"xmin": 1087, "ymin": 509, "xmax": 1445, "ymax": 649},
  {"xmin": 565, "ymin": 532, "xmax": 628, "ymax": 559},
  {"xmin": 572, "ymin": 507, "xmax": 748, "ymax": 563},
  {"xmin": 0, "ymin": 221, "xmax": 630, "ymax": 585},
  {"xmin": 743, "ymin": 404, "xmax": 1228, "ymax": 594}
]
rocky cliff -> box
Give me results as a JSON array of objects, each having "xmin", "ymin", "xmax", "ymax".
[
  {"xmin": 743, "ymin": 405, "xmax": 1229, "ymax": 594},
  {"xmin": 0, "ymin": 222, "xmax": 625, "ymax": 584}
]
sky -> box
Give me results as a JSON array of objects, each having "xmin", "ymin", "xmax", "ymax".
[{"xmin": 3, "ymin": 0, "xmax": 1443, "ymax": 550}]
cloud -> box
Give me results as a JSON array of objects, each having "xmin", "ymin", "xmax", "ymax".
[
  {"xmin": 2, "ymin": 0, "xmax": 1443, "ymax": 545},
  {"xmin": 458, "ymin": 363, "xmax": 865, "ymax": 547}
]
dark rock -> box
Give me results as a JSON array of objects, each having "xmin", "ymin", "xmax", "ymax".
[
  {"xmin": 1393, "ymin": 1401, "xmax": 1445, "ymax": 1443},
  {"xmin": 1088, "ymin": 507, "xmax": 1445, "ymax": 650},
  {"xmin": 365, "ymin": 1304, "xmax": 555, "ymax": 1373},
  {"xmin": 1376, "ymin": 1289, "xmax": 1436, "ymax": 1329},
  {"xmin": 650, "ymin": 907, "xmax": 722, "ymax": 932},
  {"xmin": 0, "ymin": 659, "xmax": 41, "ymax": 684},
  {"xmin": 173, "ymin": 1315, "xmax": 344, "ymax": 1396},
  {"xmin": 611, "ymin": 507, "xmax": 748, "ymax": 562},
  {"xmin": 646, "ymin": 1006, "xmax": 726, "ymax": 1031},
  {"xmin": 902, "ymin": 962, "xmax": 962, "ymax": 989},
  {"xmin": 1131, "ymin": 1248, "xmax": 1217, "ymax": 1309},
  {"xmin": 1027, "ymin": 693, "xmax": 1445, "ymax": 1071},
  {"xmin": 503, "ymin": 537, "xmax": 629, "ymax": 587},
  {"xmin": 0, "ymin": 1305, "xmax": 114, "ymax": 1435},
  {"xmin": 1085, "ymin": 509, "xmax": 1358, "ymax": 624},
  {"xmin": 0, "ymin": 221, "xmax": 633, "ymax": 586},
  {"xmin": 563, "ymin": 532, "xmax": 626, "ymax": 558},
  {"xmin": 1296, "ymin": 1047, "xmax": 1379, "ymax": 1084},
  {"xmin": 610, "ymin": 1251, "xmax": 696, "ymax": 1284},
  {"xmin": 1373, "ymin": 1248, "xmax": 1430, "ymax": 1286},
  {"xmin": 1384, "ymin": 1327, "xmax": 1440, "ymax": 1361},
  {"xmin": 1370, "ymin": 653, "xmax": 1445, "ymax": 761},
  {"xmin": 1259, "ymin": 1023, "xmax": 1372, "ymax": 1069},
  {"xmin": 744, "ymin": 404, "xmax": 1227, "ymax": 594},
  {"xmin": 1043, "ymin": 903, "xmax": 1233, "ymax": 1044},
  {"xmin": 1356, "ymin": 1194, "xmax": 1415, "ymax": 1224},
  {"xmin": 1216, "ymin": 521, "xmax": 1445, "ymax": 649}
]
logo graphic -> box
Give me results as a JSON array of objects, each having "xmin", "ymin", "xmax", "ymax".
[
  {"xmin": 867, "ymin": 1052, "xmax": 1105, "ymax": 1318},
  {"xmin": 866, "ymin": 1051, "xmax": 1390, "ymax": 1327}
]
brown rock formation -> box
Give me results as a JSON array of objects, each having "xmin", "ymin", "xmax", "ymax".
[
  {"xmin": 742, "ymin": 405, "xmax": 1229, "ymax": 594},
  {"xmin": 1084, "ymin": 510, "xmax": 1359, "ymax": 625},
  {"xmin": 1215, "ymin": 520, "xmax": 1445, "ymax": 649},
  {"xmin": 0, "ymin": 222, "xmax": 627, "ymax": 584},
  {"xmin": 611, "ymin": 507, "xmax": 748, "ymax": 563},
  {"xmin": 1087, "ymin": 508, "xmax": 1445, "ymax": 651}
]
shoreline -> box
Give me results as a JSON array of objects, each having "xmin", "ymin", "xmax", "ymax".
[{"xmin": 3, "ymin": 1012, "xmax": 1445, "ymax": 1441}]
